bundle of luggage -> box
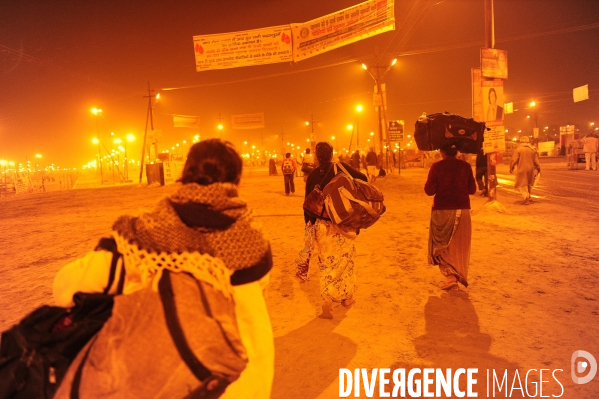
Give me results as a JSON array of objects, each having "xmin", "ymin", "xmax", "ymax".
[
  {"xmin": 303, "ymin": 163, "xmax": 386, "ymax": 232},
  {"xmin": 414, "ymin": 112, "xmax": 486, "ymax": 154}
]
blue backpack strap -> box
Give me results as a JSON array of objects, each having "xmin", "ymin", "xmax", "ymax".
[{"xmin": 94, "ymin": 238, "xmax": 124, "ymax": 295}]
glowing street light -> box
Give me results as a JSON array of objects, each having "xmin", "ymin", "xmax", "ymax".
[{"xmin": 91, "ymin": 107, "xmax": 103, "ymax": 184}]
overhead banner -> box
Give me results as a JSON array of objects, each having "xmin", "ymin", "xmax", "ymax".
[
  {"xmin": 481, "ymin": 79, "xmax": 505, "ymax": 127},
  {"xmin": 573, "ymin": 84, "xmax": 589, "ymax": 102},
  {"xmin": 193, "ymin": 25, "xmax": 293, "ymax": 71},
  {"xmin": 173, "ymin": 115, "xmax": 199, "ymax": 129},
  {"xmin": 231, "ymin": 113, "xmax": 265, "ymax": 129},
  {"xmin": 291, "ymin": 0, "xmax": 395, "ymax": 62},
  {"xmin": 481, "ymin": 48, "xmax": 508, "ymax": 80}
]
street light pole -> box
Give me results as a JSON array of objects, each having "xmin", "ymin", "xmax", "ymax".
[
  {"xmin": 362, "ymin": 55, "xmax": 397, "ymax": 174},
  {"xmin": 92, "ymin": 108, "xmax": 103, "ymax": 184}
]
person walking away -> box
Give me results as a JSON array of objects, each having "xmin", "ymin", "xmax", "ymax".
[
  {"xmin": 424, "ymin": 144, "xmax": 476, "ymax": 291},
  {"xmin": 581, "ymin": 133, "xmax": 598, "ymax": 171},
  {"xmin": 281, "ymin": 152, "xmax": 296, "ymax": 195},
  {"xmin": 52, "ymin": 139, "xmax": 274, "ymax": 399},
  {"xmin": 298, "ymin": 142, "xmax": 368, "ymax": 319},
  {"xmin": 301, "ymin": 148, "xmax": 315, "ymax": 182},
  {"xmin": 510, "ymin": 136, "xmax": 541, "ymax": 205},
  {"xmin": 269, "ymin": 158, "xmax": 277, "ymax": 175},
  {"xmin": 366, "ymin": 147, "xmax": 378, "ymax": 182},
  {"xmin": 475, "ymin": 148, "xmax": 488, "ymax": 196},
  {"xmin": 350, "ymin": 150, "xmax": 361, "ymax": 170}
]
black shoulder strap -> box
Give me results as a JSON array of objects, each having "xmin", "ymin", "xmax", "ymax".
[
  {"xmin": 70, "ymin": 336, "xmax": 97, "ymax": 399},
  {"xmin": 95, "ymin": 237, "xmax": 124, "ymax": 295},
  {"xmin": 158, "ymin": 270, "xmax": 212, "ymax": 382}
]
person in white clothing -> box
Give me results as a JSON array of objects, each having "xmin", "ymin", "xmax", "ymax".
[{"xmin": 581, "ymin": 133, "xmax": 599, "ymax": 171}]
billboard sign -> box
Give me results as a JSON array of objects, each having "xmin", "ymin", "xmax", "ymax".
[
  {"xmin": 388, "ymin": 120, "xmax": 403, "ymax": 141},
  {"xmin": 291, "ymin": 0, "xmax": 395, "ymax": 62},
  {"xmin": 231, "ymin": 113, "xmax": 265, "ymax": 129},
  {"xmin": 573, "ymin": 84, "xmax": 589, "ymax": 102},
  {"xmin": 193, "ymin": 25, "xmax": 293, "ymax": 71}
]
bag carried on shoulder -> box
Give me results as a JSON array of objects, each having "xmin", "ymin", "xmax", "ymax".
[
  {"xmin": 56, "ymin": 269, "xmax": 247, "ymax": 399},
  {"xmin": 301, "ymin": 162, "xmax": 314, "ymax": 174},
  {"xmin": 0, "ymin": 238, "xmax": 121, "ymax": 399},
  {"xmin": 322, "ymin": 163, "xmax": 386, "ymax": 231}
]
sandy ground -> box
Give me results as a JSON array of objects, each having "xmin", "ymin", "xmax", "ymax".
[{"xmin": 1, "ymin": 164, "xmax": 598, "ymax": 398}]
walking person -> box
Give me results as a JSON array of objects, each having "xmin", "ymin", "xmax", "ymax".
[
  {"xmin": 425, "ymin": 144, "xmax": 476, "ymax": 291},
  {"xmin": 301, "ymin": 142, "xmax": 368, "ymax": 319},
  {"xmin": 366, "ymin": 147, "xmax": 378, "ymax": 182},
  {"xmin": 510, "ymin": 136, "xmax": 541, "ymax": 205},
  {"xmin": 281, "ymin": 152, "xmax": 297, "ymax": 195},
  {"xmin": 581, "ymin": 132, "xmax": 598, "ymax": 171},
  {"xmin": 475, "ymin": 148, "xmax": 488, "ymax": 196},
  {"xmin": 350, "ymin": 150, "xmax": 361, "ymax": 170},
  {"xmin": 52, "ymin": 139, "xmax": 274, "ymax": 399}
]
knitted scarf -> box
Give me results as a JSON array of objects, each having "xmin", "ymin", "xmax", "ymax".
[{"xmin": 111, "ymin": 182, "xmax": 272, "ymax": 297}]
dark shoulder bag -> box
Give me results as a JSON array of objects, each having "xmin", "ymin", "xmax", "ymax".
[
  {"xmin": 302, "ymin": 165, "xmax": 333, "ymax": 220},
  {"xmin": 0, "ymin": 238, "xmax": 123, "ymax": 399}
]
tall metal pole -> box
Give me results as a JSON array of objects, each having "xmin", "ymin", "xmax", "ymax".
[
  {"xmin": 139, "ymin": 97, "xmax": 151, "ymax": 184},
  {"xmin": 139, "ymin": 83, "xmax": 156, "ymax": 183},
  {"xmin": 310, "ymin": 114, "xmax": 316, "ymax": 155},
  {"xmin": 484, "ymin": 0, "xmax": 497, "ymax": 201},
  {"xmin": 95, "ymin": 115, "xmax": 103, "ymax": 184}
]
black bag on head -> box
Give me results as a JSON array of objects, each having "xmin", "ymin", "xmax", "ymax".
[{"xmin": 414, "ymin": 112, "xmax": 486, "ymax": 154}]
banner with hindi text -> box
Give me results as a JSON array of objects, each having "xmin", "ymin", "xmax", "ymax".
[
  {"xmin": 193, "ymin": 25, "xmax": 293, "ymax": 71},
  {"xmin": 291, "ymin": 0, "xmax": 395, "ymax": 62}
]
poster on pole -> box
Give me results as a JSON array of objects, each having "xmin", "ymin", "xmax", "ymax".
[
  {"xmin": 193, "ymin": 25, "xmax": 293, "ymax": 71},
  {"xmin": 291, "ymin": 0, "xmax": 395, "ymax": 62},
  {"xmin": 483, "ymin": 126, "xmax": 506, "ymax": 154},
  {"xmin": 471, "ymin": 68, "xmax": 484, "ymax": 122},
  {"xmin": 481, "ymin": 48, "xmax": 508, "ymax": 79},
  {"xmin": 231, "ymin": 113, "xmax": 265, "ymax": 129},
  {"xmin": 481, "ymin": 79, "xmax": 505, "ymax": 127}
]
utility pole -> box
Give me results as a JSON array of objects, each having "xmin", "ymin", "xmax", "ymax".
[
  {"xmin": 363, "ymin": 50, "xmax": 398, "ymax": 174},
  {"xmin": 309, "ymin": 114, "xmax": 316, "ymax": 155},
  {"xmin": 139, "ymin": 82, "xmax": 156, "ymax": 184},
  {"xmin": 484, "ymin": 0, "xmax": 498, "ymax": 201}
]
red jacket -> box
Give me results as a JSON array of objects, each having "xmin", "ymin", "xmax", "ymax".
[{"xmin": 424, "ymin": 158, "xmax": 476, "ymax": 210}]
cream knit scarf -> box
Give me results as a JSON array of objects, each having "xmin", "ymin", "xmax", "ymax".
[{"xmin": 111, "ymin": 183, "xmax": 270, "ymax": 297}]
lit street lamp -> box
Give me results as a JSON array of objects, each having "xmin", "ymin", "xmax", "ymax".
[{"xmin": 91, "ymin": 108, "xmax": 103, "ymax": 184}]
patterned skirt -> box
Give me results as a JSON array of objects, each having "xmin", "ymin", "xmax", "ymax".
[{"xmin": 313, "ymin": 220, "xmax": 357, "ymax": 302}]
